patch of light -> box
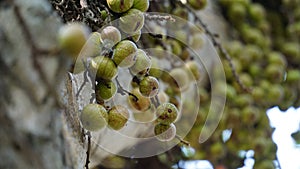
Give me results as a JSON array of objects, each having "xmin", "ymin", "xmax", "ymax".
[
  {"xmin": 181, "ymin": 146, "xmax": 196, "ymax": 158},
  {"xmin": 238, "ymin": 150, "xmax": 247, "ymax": 158},
  {"xmin": 173, "ymin": 160, "xmax": 213, "ymax": 169},
  {"xmin": 267, "ymin": 106, "xmax": 300, "ymax": 169},
  {"xmin": 246, "ymin": 150, "xmax": 254, "ymax": 158},
  {"xmin": 180, "ymin": 0, "xmax": 187, "ymax": 4},
  {"xmin": 222, "ymin": 129, "xmax": 232, "ymax": 142},
  {"xmin": 238, "ymin": 150, "xmax": 255, "ymax": 169}
]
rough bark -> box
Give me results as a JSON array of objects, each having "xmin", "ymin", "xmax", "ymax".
[{"xmin": 0, "ymin": 0, "xmax": 86, "ymax": 168}]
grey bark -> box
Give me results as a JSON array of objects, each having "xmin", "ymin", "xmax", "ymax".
[{"xmin": 0, "ymin": 0, "xmax": 86, "ymax": 168}]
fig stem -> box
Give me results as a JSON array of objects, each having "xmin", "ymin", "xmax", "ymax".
[
  {"xmin": 176, "ymin": 135, "xmax": 190, "ymax": 146},
  {"xmin": 85, "ymin": 131, "xmax": 91, "ymax": 169},
  {"xmin": 115, "ymin": 76, "xmax": 138, "ymax": 101}
]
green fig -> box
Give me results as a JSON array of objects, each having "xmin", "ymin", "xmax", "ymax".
[
  {"xmin": 112, "ymin": 40, "xmax": 137, "ymax": 68},
  {"xmin": 106, "ymin": 0, "xmax": 134, "ymax": 13},
  {"xmin": 80, "ymin": 103, "xmax": 108, "ymax": 131}
]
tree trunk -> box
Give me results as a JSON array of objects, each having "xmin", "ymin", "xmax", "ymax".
[{"xmin": 0, "ymin": 0, "xmax": 86, "ymax": 168}]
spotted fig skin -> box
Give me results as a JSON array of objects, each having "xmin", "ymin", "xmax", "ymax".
[
  {"xmin": 108, "ymin": 105, "xmax": 130, "ymax": 130},
  {"xmin": 80, "ymin": 104, "xmax": 108, "ymax": 131},
  {"xmin": 106, "ymin": 0, "xmax": 134, "ymax": 13},
  {"xmin": 155, "ymin": 103, "xmax": 178, "ymax": 125},
  {"xmin": 154, "ymin": 123, "xmax": 176, "ymax": 142},
  {"xmin": 133, "ymin": 0, "xmax": 149, "ymax": 12},
  {"xmin": 112, "ymin": 40, "xmax": 137, "ymax": 68},
  {"xmin": 139, "ymin": 76, "xmax": 159, "ymax": 98},
  {"xmin": 100, "ymin": 26, "xmax": 121, "ymax": 46},
  {"xmin": 119, "ymin": 9, "xmax": 145, "ymax": 34},
  {"xmin": 91, "ymin": 56, "xmax": 118, "ymax": 80}
]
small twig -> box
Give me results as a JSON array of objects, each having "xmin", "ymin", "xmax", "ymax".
[
  {"xmin": 151, "ymin": 95, "xmax": 161, "ymax": 108},
  {"xmin": 115, "ymin": 76, "xmax": 138, "ymax": 101},
  {"xmin": 176, "ymin": 0, "xmax": 252, "ymax": 93},
  {"xmin": 175, "ymin": 135, "xmax": 190, "ymax": 146},
  {"xmin": 76, "ymin": 60, "xmax": 91, "ymax": 97},
  {"xmin": 144, "ymin": 13, "xmax": 176, "ymax": 22},
  {"xmin": 275, "ymin": 155, "xmax": 282, "ymax": 169},
  {"xmin": 85, "ymin": 131, "xmax": 91, "ymax": 169}
]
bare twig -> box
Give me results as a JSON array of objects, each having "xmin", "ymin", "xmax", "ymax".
[
  {"xmin": 144, "ymin": 13, "xmax": 176, "ymax": 22},
  {"xmin": 85, "ymin": 131, "xmax": 91, "ymax": 169},
  {"xmin": 115, "ymin": 76, "xmax": 138, "ymax": 101},
  {"xmin": 175, "ymin": 135, "xmax": 190, "ymax": 146},
  {"xmin": 176, "ymin": 0, "xmax": 252, "ymax": 93}
]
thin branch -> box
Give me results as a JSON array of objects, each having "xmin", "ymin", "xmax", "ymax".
[
  {"xmin": 175, "ymin": 135, "xmax": 190, "ymax": 146},
  {"xmin": 85, "ymin": 131, "xmax": 91, "ymax": 169},
  {"xmin": 144, "ymin": 13, "xmax": 176, "ymax": 22},
  {"xmin": 176, "ymin": 0, "xmax": 252, "ymax": 93},
  {"xmin": 115, "ymin": 76, "xmax": 138, "ymax": 101}
]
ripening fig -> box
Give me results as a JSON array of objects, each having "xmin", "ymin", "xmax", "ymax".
[
  {"xmin": 128, "ymin": 88, "xmax": 151, "ymax": 112},
  {"xmin": 139, "ymin": 76, "xmax": 159, "ymax": 98},
  {"xmin": 265, "ymin": 64, "xmax": 284, "ymax": 83},
  {"xmin": 241, "ymin": 26, "xmax": 265, "ymax": 47},
  {"xmin": 240, "ymin": 73, "xmax": 253, "ymax": 87},
  {"xmin": 180, "ymin": 48, "xmax": 190, "ymax": 61},
  {"xmin": 80, "ymin": 103, "xmax": 108, "ymax": 131},
  {"xmin": 266, "ymin": 84, "xmax": 284, "ymax": 105},
  {"xmin": 106, "ymin": 0, "xmax": 134, "ymax": 13},
  {"xmin": 184, "ymin": 61, "xmax": 202, "ymax": 81},
  {"xmin": 169, "ymin": 68, "xmax": 190, "ymax": 92},
  {"xmin": 155, "ymin": 102, "xmax": 178, "ymax": 125},
  {"xmin": 91, "ymin": 56, "xmax": 118, "ymax": 80},
  {"xmin": 154, "ymin": 123, "xmax": 176, "ymax": 142},
  {"xmin": 58, "ymin": 23, "xmax": 90, "ymax": 58},
  {"xmin": 73, "ymin": 32, "xmax": 102, "ymax": 74},
  {"xmin": 252, "ymin": 87, "xmax": 264, "ymax": 103},
  {"xmin": 130, "ymin": 49, "xmax": 151, "ymax": 76},
  {"xmin": 119, "ymin": 9, "xmax": 145, "ymax": 34},
  {"xmin": 95, "ymin": 80, "xmax": 117, "ymax": 101},
  {"xmin": 108, "ymin": 105, "xmax": 130, "ymax": 130},
  {"xmin": 133, "ymin": 0, "xmax": 149, "ymax": 12},
  {"xmin": 169, "ymin": 96, "xmax": 181, "ymax": 110},
  {"xmin": 241, "ymin": 106, "xmax": 260, "ymax": 125},
  {"xmin": 227, "ymin": 2, "xmax": 246, "ymax": 24},
  {"xmin": 267, "ymin": 51, "xmax": 287, "ymax": 68},
  {"xmin": 151, "ymin": 45, "xmax": 165, "ymax": 59},
  {"xmin": 281, "ymin": 42, "xmax": 300, "ymax": 63},
  {"xmin": 157, "ymin": 91, "xmax": 169, "ymax": 104},
  {"xmin": 286, "ymin": 69, "xmax": 300, "ymax": 83},
  {"xmin": 100, "ymin": 26, "xmax": 121, "ymax": 48},
  {"xmin": 148, "ymin": 57, "xmax": 162, "ymax": 78},
  {"xmin": 173, "ymin": 8, "xmax": 188, "ymax": 20},
  {"xmin": 244, "ymin": 44, "xmax": 263, "ymax": 61},
  {"xmin": 187, "ymin": 0, "xmax": 207, "ymax": 10},
  {"xmin": 169, "ymin": 40, "xmax": 182, "ymax": 56},
  {"xmin": 248, "ymin": 3, "xmax": 266, "ymax": 22},
  {"xmin": 254, "ymin": 161, "xmax": 275, "ymax": 169},
  {"xmin": 189, "ymin": 33, "xmax": 205, "ymax": 49},
  {"xmin": 131, "ymin": 30, "xmax": 141, "ymax": 42},
  {"xmin": 112, "ymin": 40, "xmax": 137, "ymax": 67}
]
